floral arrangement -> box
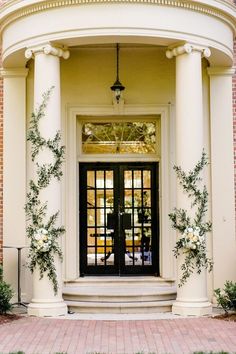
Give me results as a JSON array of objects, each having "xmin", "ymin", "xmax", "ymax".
[
  {"xmin": 169, "ymin": 151, "xmax": 213, "ymax": 286},
  {"xmin": 25, "ymin": 88, "xmax": 65, "ymax": 294},
  {"xmin": 33, "ymin": 228, "xmax": 52, "ymax": 253},
  {"xmin": 178, "ymin": 226, "xmax": 204, "ymax": 251}
]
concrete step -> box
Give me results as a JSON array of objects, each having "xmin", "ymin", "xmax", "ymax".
[
  {"xmin": 63, "ymin": 277, "xmax": 176, "ymax": 313},
  {"xmin": 66, "ymin": 300, "xmax": 174, "ymax": 313},
  {"xmin": 64, "ymin": 276, "xmax": 175, "ymax": 286}
]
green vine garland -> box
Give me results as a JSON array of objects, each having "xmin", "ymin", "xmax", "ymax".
[
  {"xmin": 25, "ymin": 88, "xmax": 65, "ymax": 294},
  {"xmin": 169, "ymin": 151, "xmax": 213, "ymax": 287}
]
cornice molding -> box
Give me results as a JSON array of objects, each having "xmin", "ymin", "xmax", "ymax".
[
  {"xmin": 207, "ymin": 66, "xmax": 235, "ymax": 75},
  {"xmin": 25, "ymin": 43, "xmax": 70, "ymax": 59},
  {"xmin": 166, "ymin": 43, "xmax": 211, "ymax": 59},
  {"xmin": 0, "ymin": 67, "xmax": 29, "ymax": 78},
  {"xmin": 0, "ymin": 0, "xmax": 235, "ymax": 33}
]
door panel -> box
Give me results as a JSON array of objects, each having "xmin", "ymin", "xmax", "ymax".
[{"xmin": 79, "ymin": 163, "xmax": 159, "ymax": 276}]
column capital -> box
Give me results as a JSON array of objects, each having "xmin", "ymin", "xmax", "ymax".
[
  {"xmin": 0, "ymin": 68, "xmax": 29, "ymax": 78},
  {"xmin": 207, "ymin": 66, "xmax": 235, "ymax": 76},
  {"xmin": 25, "ymin": 43, "xmax": 70, "ymax": 60},
  {"xmin": 166, "ymin": 43, "xmax": 211, "ymax": 59}
]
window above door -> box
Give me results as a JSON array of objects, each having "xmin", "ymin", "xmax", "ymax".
[{"xmin": 77, "ymin": 116, "xmax": 161, "ymax": 157}]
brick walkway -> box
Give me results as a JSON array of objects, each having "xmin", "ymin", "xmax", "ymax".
[{"xmin": 0, "ymin": 316, "xmax": 235, "ymax": 354}]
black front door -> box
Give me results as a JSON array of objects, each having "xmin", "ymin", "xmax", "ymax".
[{"xmin": 79, "ymin": 162, "xmax": 159, "ymax": 276}]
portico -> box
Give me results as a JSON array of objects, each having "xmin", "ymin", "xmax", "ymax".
[{"xmin": 0, "ymin": 0, "xmax": 235, "ymax": 316}]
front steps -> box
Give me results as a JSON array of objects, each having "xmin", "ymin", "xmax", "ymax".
[{"xmin": 63, "ymin": 277, "xmax": 176, "ymax": 313}]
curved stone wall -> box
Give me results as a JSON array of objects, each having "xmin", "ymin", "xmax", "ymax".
[{"xmin": 0, "ymin": 0, "xmax": 235, "ymax": 66}]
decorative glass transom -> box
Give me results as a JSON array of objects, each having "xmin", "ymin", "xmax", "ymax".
[{"xmin": 82, "ymin": 122, "xmax": 157, "ymax": 154}]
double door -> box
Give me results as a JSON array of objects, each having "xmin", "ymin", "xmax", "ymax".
[{"xmin": 79, "ymin": 162, "xmax": 159, "ymax": 275}]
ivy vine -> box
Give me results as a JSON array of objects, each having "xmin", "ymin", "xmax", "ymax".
[
  {"xmin": 169, "ymin": 151, "xmax": 213, "ymax": 286},
  {"xmin": 25, "ymin": 88, "xmax": 65, "ymax": 294}
]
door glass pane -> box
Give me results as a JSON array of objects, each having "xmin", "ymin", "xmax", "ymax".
[
  {"xmin": 87, "ymin": 248, "xmax": 95, "ymax": 265},
  {"xmin": 123, "ymin": 169, "xmax": 153, "ymax": 267},
  {"xmin": 143, "ymin": 170, "xmax": 151, "ymax": 188},
  {"xmin": 133, "ymin": 171, "xmax": 142, "ymax": 188},
  {"xmin": 87, "ymin": 228, "xmax": 95, "ymax": 246},
  {"xmin": 87, "ymin": 171, "xmax": 95, "ymax": 188},
  {"xmin": 124, "ymin": 171, "xmax": 132, "ymax": 188},
  {"xmin": 105, "ymin": 171, "xmax": 113, "ymax": 188},
  {"xmin": 105, "ymin": 190, "xmax": 114, "ymax": 208},
  {"xmin": 97, "ymin": 190, "xmax": 104, "ymax": 207},
  {"xmin": 134, "ymin": 190, "xmax": 142, "ymax": 207},
  {"xmin": 87, "ymin": 190, "xmax": 95, "ymax": 207},
  {"xmin": 124, "ymin": 190, "xmax": 132, "ymax": 208},
  {"xmin": 96, "ymin": 171, "xmax": 104, "ymax": 188},
  {"xmin": 87, "ymin": 209, "xmax": 95, "ymax": 226},
  {"xmin": 143, "ymin": 190, "xmax": 151, "ymax": 207},
  {"xmin": 86, "ymin": 169, "xmax": 115, "ymax": 269}
]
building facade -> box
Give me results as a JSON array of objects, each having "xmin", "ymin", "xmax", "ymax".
[{"xmin": 0, "ymin": 0, "xmax": 236, "ymax": 316}]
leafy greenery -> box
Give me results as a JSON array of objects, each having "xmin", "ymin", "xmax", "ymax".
[
  {"xmin": 0, "ymin": 266, "xmax": 14, "ymax": 314},
  {"xmin": 214, "ymin": 281, "xmax": 236, "ymax": 314},
  {"xmin": 169, "ymin": 151, "xmax": 213, "ymax": 286},
  {"xmin": 25, "ymin": 88, "xmax": 65, "ymax": 294}
]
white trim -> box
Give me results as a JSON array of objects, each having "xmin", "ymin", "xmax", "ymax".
[
  {"xmin": 64, "ymin": 103, "xmax": 175, "ymax": 280},
  {"xmin": 1, "ymin": 0, "xmax": 235, "ymax": 32},
  {"xmin": 207, "ymin": 66, "xmax": 235, "ymax": 76},
  {"xmin": 0, "ymin": 68, "xmax": 29, "ymax": 78}
]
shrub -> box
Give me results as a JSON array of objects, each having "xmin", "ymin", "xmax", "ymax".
[
  {"xmin": 0, "ymin": 266, "xmax": 14, "ymax": 314},
  {"xmin": 214, "ymin": 280, "xmax": 236, "ymax": 314}
]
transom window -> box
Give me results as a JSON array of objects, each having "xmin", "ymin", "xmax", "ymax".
[{"xmin": 81, "ymin": 119, "xmax": 159, "ymax": 154}]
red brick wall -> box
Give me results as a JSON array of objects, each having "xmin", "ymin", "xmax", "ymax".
[
  {"xmin": 233, "ymin": 40, "xmax": 236, "ymax": 225},
  {"xmin": 0, "ymin": 0, "xmax": 4, "ymax": 265},
  {"xmin": 0, "ymin": 45, "xmax": 2, "ymax": 265}
]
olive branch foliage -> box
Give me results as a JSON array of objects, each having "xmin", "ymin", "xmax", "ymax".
[
  {"xmin": 169, "ymin": 151, "xmax": 213, "ymax": 286},
  {"xmin": 25, "ymin": 88, "xmax": 65, "ymax": 294}
]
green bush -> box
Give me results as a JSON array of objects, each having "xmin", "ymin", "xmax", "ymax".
[
  {"xmin": 0, "ymin": 265, "xmax": 14, "ymax": 314},
  {"xmin": 214, "ymin": 280, "xmax": 236, "ymax": 314}
]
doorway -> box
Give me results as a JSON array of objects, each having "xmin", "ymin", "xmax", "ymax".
[{"xmin": 79, "ymin": 162, "xmax": 159, "ymax": 276}]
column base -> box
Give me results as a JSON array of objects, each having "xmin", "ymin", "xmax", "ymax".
[
  {"xmin": 172, "ymin": 300, "xmax": 212, "ymax": 316},
  {"xmin": 28, "ymin": 300, "xmax": 67, "ymax": 317}
]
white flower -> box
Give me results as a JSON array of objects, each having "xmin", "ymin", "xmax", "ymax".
[{"xmin": 34, "ymin": 233, "xmax": 42, "ymax": 241}]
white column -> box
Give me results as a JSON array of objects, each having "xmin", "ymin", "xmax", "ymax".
[
  {"xmin": 207, "ymin": 67, "xmax": 236, "ymax": 292},
  {"xmin": 166, "ymin": 43, "xmax": 212, "ymax": 316},
  {"xmin": 1, "ymin": 68, "xmax": 28, "ymax": 301},
  {"xmin": 25, "ymin": 44, "xmax": 69, "ymax": 317}
]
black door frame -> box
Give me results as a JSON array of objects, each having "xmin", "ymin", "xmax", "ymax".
[{"xmin": 79, "ymin": 162, "xmax": 159, "ymax": 276}]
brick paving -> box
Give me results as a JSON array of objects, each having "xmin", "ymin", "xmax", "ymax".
[{"xmin": 0, "ymin": 316, "xmax": 235, "ymax": 354}]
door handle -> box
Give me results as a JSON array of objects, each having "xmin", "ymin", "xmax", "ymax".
[
  {"xmin": 107, "ymin": 213, "xmax": 116, "ymax": 229},
  {"xmin": 121, "ymin": 213, "xmax": 132, "ymax": 230}
]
